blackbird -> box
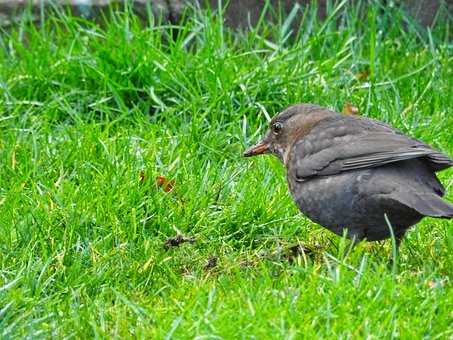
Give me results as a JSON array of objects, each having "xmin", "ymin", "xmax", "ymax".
[{"xmin": 244, "ymin": 104, "xmax": 453, "ymax": 245}]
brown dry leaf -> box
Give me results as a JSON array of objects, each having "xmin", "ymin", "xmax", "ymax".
[
  {"xmin": 343, "ymin": 102, "xmax": 360, "ymax": 115},
  {"xmin": 164, "ymin": 234, "xmax": 196, "ymax": 249},
  {"xmin": 156, "ymin": 175, "xmax": 175, "ymax": 192},
  {"xmin": 355, "ymin": 69, "xmax": 369, "ymax": 81}
]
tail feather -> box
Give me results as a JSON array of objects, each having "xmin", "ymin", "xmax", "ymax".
[{"xmin": 391, "ymin": 192, "xmax": 453, "ymax": 219}]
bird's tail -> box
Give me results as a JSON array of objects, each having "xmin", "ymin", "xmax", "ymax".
[{"xmin": 392, "ymin": 192, "xmax": 453, "ymax": 219}]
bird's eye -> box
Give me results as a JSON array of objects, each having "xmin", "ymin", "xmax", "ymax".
[{"xmin": 272, "ymin": 122, "xmax": 283, "ymax": 134}]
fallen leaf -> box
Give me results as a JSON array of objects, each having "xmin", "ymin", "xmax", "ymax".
[
  {"xmin": 343, "ymin": 102, "xmax": 360, "ymax": 115},
  {"xmin": 355, "ymin": 69, "xmax": 369, "ymax": 81},
  {"xmin": 156, "ymin": 175, "xmax": 175, "ymax": 192},
  {"xmin": 164, "ymin": 234, "xmax": 195, "ymax": 249}
]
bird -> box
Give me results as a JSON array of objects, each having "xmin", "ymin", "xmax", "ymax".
[{"xmin": 244, "ymin": 104, "xmax": 453, "ymax": 247}]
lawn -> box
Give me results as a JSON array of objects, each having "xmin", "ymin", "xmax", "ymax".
[{"xmin": 0, "ymin": 2, "xmax": 452, "ymax": 338}]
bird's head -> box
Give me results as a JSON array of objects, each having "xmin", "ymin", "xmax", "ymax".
[{"xmin": 243, "ymin": 104, "xmax": 333, "ymax": 163}]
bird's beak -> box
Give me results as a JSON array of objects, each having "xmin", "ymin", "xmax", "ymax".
[{"xmin": 243, "ymin": 141, "xmax": 270, "ymax": 157}]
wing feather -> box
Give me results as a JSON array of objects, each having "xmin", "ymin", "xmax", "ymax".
[{"xmin": 291, "ymin": 116, "xmax": 452, "ymax": 180}]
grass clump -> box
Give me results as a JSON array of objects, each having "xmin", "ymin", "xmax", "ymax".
[{"xmin": 0, "ymin": 2, "xmax": 452, "ymax": 338}]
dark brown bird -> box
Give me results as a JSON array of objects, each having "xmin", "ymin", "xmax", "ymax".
[{"xmin": 244, "ymin": 104, "xmax": 453, "ymax": 246}]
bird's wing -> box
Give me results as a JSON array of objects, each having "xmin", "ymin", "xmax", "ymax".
[{"xmin": 291, "ymin": 116, "xmax": 452, "ymax": 180}]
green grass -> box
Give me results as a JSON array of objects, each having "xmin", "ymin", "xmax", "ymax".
[{"xmin": 0, "ymin": 2, "xmax": 452, "ymax": 338}]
